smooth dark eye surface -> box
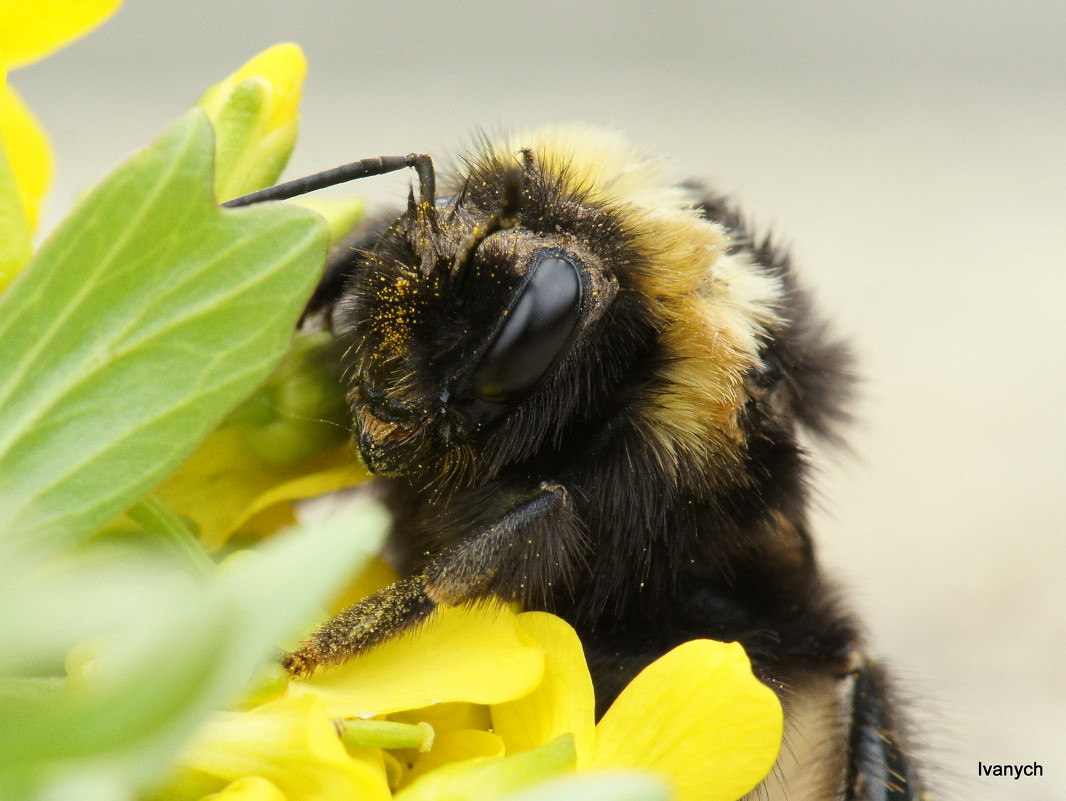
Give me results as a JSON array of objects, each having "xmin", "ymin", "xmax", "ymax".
[{"xmin": 471, "ymin": 253, "xmax": 582, "ymax": 404}]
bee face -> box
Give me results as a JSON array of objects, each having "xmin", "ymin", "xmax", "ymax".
[{"xmin": 340, "ymin": 156, "xmax": 620, "ymax": 485}]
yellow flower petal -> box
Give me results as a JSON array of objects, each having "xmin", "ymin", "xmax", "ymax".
[
  {"xmin": 390, "ymin": 702, "xmax": 492, "ymax": 737},
  {"xmin": 168, "ymin": 694, "xmax": 390, "ymax": 801},
  {"xmin": 0, "ymin": 122, "xmax": 33, "ymax": 292},
  {"xmin": 199, "ymin": 44, "xmax": 306, "ymax": 134},
  {"xmin": 155, "ymin": 429, "xmax": 366, "ymax": 550},
  {"xmin": 394, "ymin": 734, "xmax": 576, "ymax": 801},
  {"xmin": 231, "ymin": 43, "xmax": 305, "ymax": 134},
  {"xmin": 403, "ymin": 729, "xmax": 505, "ymax": 787},
  {"xmin": 0, "ymin": 83, "xmax": 50, "ymax": 288},
  {"xmin": 590, "ymin": 640, "xmax": 783, "ymax": 801},
  {"xmin": 203, "ymin": 776, "xmax": 287, "ymax": 801},
  {"xmin": 491, "ymin": 612, "xmax": 596, "ymax": 768},
  {"xmin": 0, "ymin": 85, "xmax": 50, "ymax": 229},
  {"xmin": 230, "ymin": 458, "xmax": 366, "ymax": 534},
  {"xmin": 288, "ymin": 604, "xmax": 545, "ymax": 717},
  {"xmin": 232, "ymin": 502, "xmax": 299, "ymax": 543},
  {"xmin": 0, "ymin": 0, "xmax": 123, "ymax": 68}
]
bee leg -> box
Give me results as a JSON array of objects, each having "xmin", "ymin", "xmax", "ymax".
[
  {"xmin": 845, "ymin": 658, "xmax": 924, "ymax": 801},
  {"xmin": 282, "ymin": 574, "xmax": 436, "ymax": 678},
  {"xmin": 283, "ymin": 482, "xmax": 582, "ymax": 678},
  {"xmin": 421, "ymin": 482, "xmax": 583, "ymax": 608}
]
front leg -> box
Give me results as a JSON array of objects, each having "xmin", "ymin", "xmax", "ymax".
[{"xmin": 284, "ymin": 482, "xmax": 584, "ymax": 678}]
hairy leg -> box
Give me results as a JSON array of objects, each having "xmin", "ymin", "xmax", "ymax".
[{"xmin": 284, "ymin": 482, "xmax": 583, "ymax": 678}]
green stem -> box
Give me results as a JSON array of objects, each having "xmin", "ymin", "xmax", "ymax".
[
  {"xmin": 338, "ymin": 718, "xmax": 434, "ymax": 751},
  {"xmin": 127, "ymin": 495, "xmax": 214, "ymax": 579}
]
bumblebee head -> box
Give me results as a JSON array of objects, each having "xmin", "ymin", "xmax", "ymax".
[
  {"xmin": 339, "ymin": 148, "xmax": 624, "ymax": 486},
  {"xmin": 324, "ymin": 126, "xmax": 851, "ymax": 497}
]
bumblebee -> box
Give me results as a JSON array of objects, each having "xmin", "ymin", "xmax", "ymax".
[{"xmin": 227, "ymin": 127, "xmax": 924, "ymax": 800}]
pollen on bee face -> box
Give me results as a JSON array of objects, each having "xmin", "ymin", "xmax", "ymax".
[{"xmin": 367, "ymin": 275, "xmax": 427, "ymax": 350}]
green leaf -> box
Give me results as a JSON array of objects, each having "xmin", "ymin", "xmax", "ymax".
[
  {"xmin": 0, "ymin": 497, "xmax": 389, "ymax": 801},
  {"xmin": 194, "ymin": 44, "xmax": 306, "ymax": 203},
  {"xmin": 211, "ymin": 78, "xmax": 296, "ymax": 201},
  {"xmin": 0, "ymin": 110, "xmax": 329, "ymax": 554},
  {"xmin": 0, "ymin": 593, "xmax": 233, "ymax": 800}
]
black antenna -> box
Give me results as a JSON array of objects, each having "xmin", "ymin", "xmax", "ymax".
[{"xmin": 222, "ymin": 153, "xmax": 435, "ymax": 208}]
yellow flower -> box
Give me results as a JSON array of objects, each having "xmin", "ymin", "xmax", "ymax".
[
  {"xmin": 0, "ymin": 0, "xmax": 122, "ymax": 290},
  {"xmin": 0, "ymin": 84, "xmax": 46, "ymax": 284},
  {"xmin": 293, "ymin": 607, "xmax": 780, "ymax": 801},
  {"xmin": 154, "ymin": 601, "xmax": 782, "ymax": 801}
]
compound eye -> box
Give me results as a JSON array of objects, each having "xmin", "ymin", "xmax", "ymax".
[{"xmin": 471, "ymin": 253, "xmax": 582, "ymax": 404}]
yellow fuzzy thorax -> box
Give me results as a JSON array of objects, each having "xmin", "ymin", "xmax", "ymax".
[{"xmin": 484, "ymin": 126, "xmax": 785, "ymax": 488}]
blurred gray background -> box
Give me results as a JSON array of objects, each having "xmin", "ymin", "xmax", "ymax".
[{"xmin": 16, "ymin": 1, "xmax": 1065, "ymax": 798}]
